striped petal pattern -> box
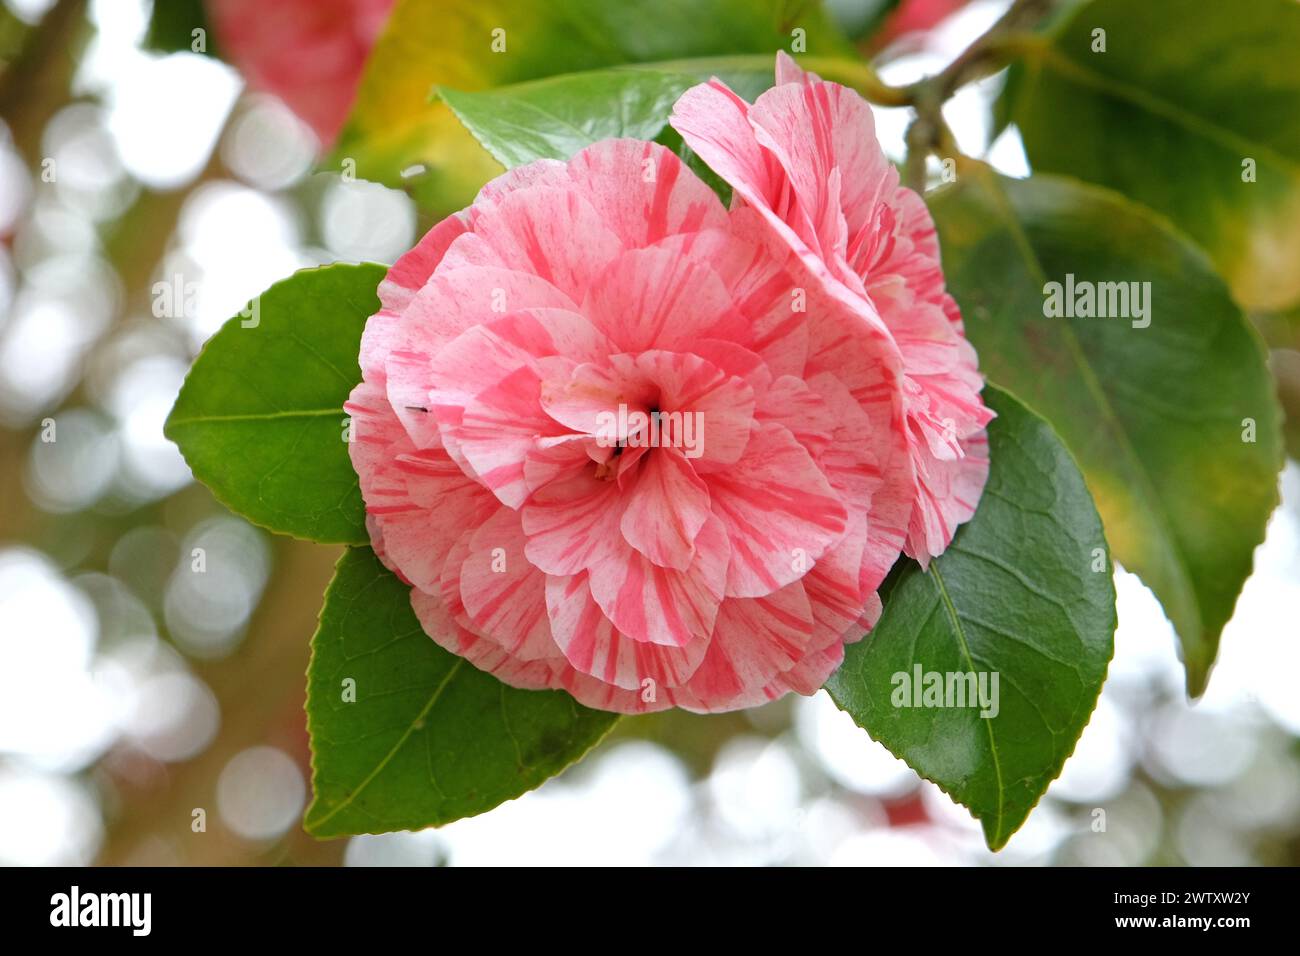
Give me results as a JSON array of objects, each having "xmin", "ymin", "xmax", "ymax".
[
  {"xmin": 349, "ymin": 133, "xmax": 925, "ymax": 714},
  {"xmin": 672, "ymin": 52, "xmax": 993, "ymax": 565}
]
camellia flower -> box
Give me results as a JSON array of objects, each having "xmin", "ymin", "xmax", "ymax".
[
  {"xmin": 672, "ymin": 53, "xmax": 992, "ymax": 563},
  {"xmin": 207, "ymin": 0, "xmax": 394, "ymax": 148},
  {"xmin": 346, "ymin": 138, "xmax": 918, "ymax": 713}
]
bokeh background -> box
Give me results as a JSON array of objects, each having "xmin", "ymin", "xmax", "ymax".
[{"xmin": 2, "ymin": 0, "xmax": 1298, "ymax": 866}]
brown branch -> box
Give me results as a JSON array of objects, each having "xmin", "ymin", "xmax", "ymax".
[{"xmin": 0, "ymin": 0, "xmax": 89, "ymax": 166}]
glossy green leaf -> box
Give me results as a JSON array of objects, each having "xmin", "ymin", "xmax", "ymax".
[
  {"xmin": 305, "ymin": 547, "xmax": 620, "ymax": 836},
  {"xmin": 1003, "ymin": 0, "xmax": 1300, "ymax": 311},
  {"xmin": 164, "ymin": 263, "xmax": 384, "ymax": 545},
  {"xmin": 333, "ymin": 0, "xmax": 859, "ymax": 215},
  {"xmin": 826, "ymin": 387, "xmax": 1115, "ymax": 851},
  {"xmin": 930, "ymin": 166, "xmax": 1282, "ymax": 694},
  {"xmin": 440, "ymin": 70, "xmax": 697, "ymax": 168}
]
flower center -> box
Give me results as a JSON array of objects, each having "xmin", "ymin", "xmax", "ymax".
[{"xmin": 594, "ymin": 404, "xmax": 660, "ymax": 481}]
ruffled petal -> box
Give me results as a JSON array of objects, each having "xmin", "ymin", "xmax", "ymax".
[
  {"xmin": 564, "ymin": 138, "xmax": 730, "ymax": 248},
  {"xmin": 674, "ymin": 580, "xmax": 815, "ymax": 710},
  {"xmin": 706, "ymin": 423, "xmax": 847, "ymax": 598},
  {"xmin": 906, "ymin": 428, "xmax": 990, "ymax": 564},
  {"xmin": 620, "ymin": 448, "xmax": 712, "ymax": 571},
  {"xmin": 457, "ymin": 508, "xmax": 556, "ymax": 660},
  {"xmin": 546, "ymin": 573, "xmax": 708, "ymax": 689},
  {"xmin": 345, "ymin": 382, "xmax": 498, "ymax": 593},
  {"xmin": 521, "ymin": 467, "xmax": 628, "ymax": 577},
  {"xmin": 582, "ymin": 246, "xmax": 738, "ymax": 354},
  {"xmin": 587, "ymin": 515, "xmax": 729, "ymax": 647}
]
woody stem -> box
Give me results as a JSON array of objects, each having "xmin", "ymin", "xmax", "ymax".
[{"xmin": 895, "ymin": 0, "xmax": 1057, "ymax": 190}]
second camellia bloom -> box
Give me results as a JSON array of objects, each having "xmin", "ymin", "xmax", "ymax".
[{"xmin": 673, "ymin": 53, "xmax": 992, "ymax": 563}]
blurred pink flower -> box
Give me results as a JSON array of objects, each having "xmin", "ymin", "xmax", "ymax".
[
  {"xmin": 207, "ymin": 0, "xmax": 393, "ymax": 147},
  {"xmin": 347, "ymin": 139, "xmax": 914, "ymax": 713},
  {"xmin": 672, "ymin": 52, "xmax": 992, "ymax": 563},
  {"xmin": 875, "ymin": 0, "xmax": 972, "ymax": 49}
]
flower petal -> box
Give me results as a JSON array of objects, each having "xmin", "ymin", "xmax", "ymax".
[
  {"xmin": 906, "ymin": 429, "xmax": 990, "ymax": 563},
  {"xmin": 706, "ymin": 423, "xmax": 847, "ymax": 597},
  {"xmin": 582, "ymin": 246, "xmax": 738, "ymax": 354},
  {"xmin": 587, "ymin": 515, "xmax": 729, "ymax": 647},
  {"xmin": 620, "ymin": 448, "xmax": 712, "ymax": 571},
  {"xmin": 746, "ymin": 75, "xmax": 895, "ymax": 256},
  {"xmin": 565, "ymin": 138, "xmax": 729, "ymax": 248},
  {"xmin": 546, "ymin": 573, "xmax": 708, "ymax": 689},
  {"xmin": 522, "ymin": 468, "xmax": 626, "ymax": 576},
  {"xmin": 454, "ymin": 184, "xmax": 624, "ymax": 304},
  {"xmin": 346, "ymin": 382, "xmax": 498, "ymax": 593},
  {"xmin": 457, "ymin": 508, "xmax": 555, "ymax": 660},
  {"xmin": 675, "ymin": 580, "xmax": 816, "ymax": 711}
]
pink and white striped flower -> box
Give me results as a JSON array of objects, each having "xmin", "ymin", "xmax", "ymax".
[
  {"xmin": 346, "ymin": 138, "xmax": 915, "ymax": 713},
  {"xmin": 672, "ymin": 53, "xmax": 993, "ymax": 563}
]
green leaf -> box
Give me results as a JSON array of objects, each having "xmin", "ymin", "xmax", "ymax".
[
  {"xmin": 332, "ymin": 0, "xmax": 859, "ymax": 216},
  {"xmin": 824, "ymin": 0, "xmax": 901, "ymax": 42},
  {"xmin": 1003, "ymin": 0, "xmax": 1300, "ymax": 312},
  {"xmin": 305, "ymin": 547, "xmax": 619, "ymax": 836},
  {"xmin": 930, "ymin": 166, "xmax": 1283, "ymax": 695},
  {"xmin": 164, "ymin": 263, "xmax": 384, "ymax": 545},
  {"xmin": 826, "ymin": 387, "xmax": 1116, "ymax": 851},
  {"xmin": 144, "ymin": 0, "xmax": 216, "ymax": 57},
  {"xmin": 440, "ymin": 69, "xmax": 697, "ymax": 168}
]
